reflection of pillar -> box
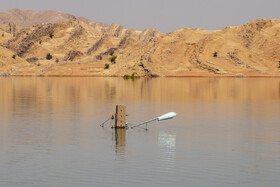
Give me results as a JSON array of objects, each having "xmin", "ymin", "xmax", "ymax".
[
  {"xmin": 115, "ymin": 129, "xmax": 126, "ymax": 147},
  {"xmin": 115, "ymin": 128, "xmax": 126, "ymax": 158}
]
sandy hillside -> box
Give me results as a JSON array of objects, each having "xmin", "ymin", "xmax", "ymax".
[{"xmin": 0, "ymin": 9, "xmax": 280, "ymax": 77}]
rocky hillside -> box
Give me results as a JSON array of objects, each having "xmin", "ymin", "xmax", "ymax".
[{"xmin": 0, "ymin": 9, "xmax": 280, "ymax": 77}]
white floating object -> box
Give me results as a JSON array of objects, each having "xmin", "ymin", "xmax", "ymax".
[{"xmin": 157, "ymin": 112, "xmax": 176, "ymax": 121}]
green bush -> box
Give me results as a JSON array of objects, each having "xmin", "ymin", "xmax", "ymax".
[
  {"xmin": 12, "ymin": 54, "xmax": 16, "ymax": 59},
  {"xmin": 49, "ymin": 33, "xmax": 54, "ymax": 38},
  {"xmin": 104, "ymin": 64, "xmax": 110, "ymax": 69},
  {"xmin": 46, "ymin": 53, "xmax": 52, "ymax": 60},
  {"xmin": 123, "ymin": 72, "xmax": 140, "ymax": 79},
  {"xmin": 131, "ymin": 72, "xmax": 137, "ymax": 78},
  {"xmin": 123, "ymin": 74, "xmax": 130, "ymax": 79},
  {"xmin": 1, "ymin": 33, "xmax": 4, "ymax": 37},
  {"xmin": 278, "ymin": 61, "xmax": 280, "ymax": 68},
  {"xmin": 110, "ymin": 51, "xmax": 114, "ymax": 56},
  {"xmin": 110, "ymin": 56, "xmax": 117, "ymax": 64},
  {"xmin": 213, "ymin": 52, "xmax": 218, "ymax": 57},
  {"xmin": 37, "ymin": 63, "xmax": 41, "ymax": 66}
]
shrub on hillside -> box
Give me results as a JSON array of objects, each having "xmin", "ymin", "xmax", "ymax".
[
  {"xmin": 104, "ymin": 64, "xmax": 110, "ymax": 69},
  {"xmin": 46, "ymin": 53, "xmax": 52, "ymax": 60},
  {"xmin": 110, "ymin": 56, "xmax": 117, "ymax": 64},
  {"xmin": 213, "ymin": 52, "xmax": 218, "ymax": 57}
]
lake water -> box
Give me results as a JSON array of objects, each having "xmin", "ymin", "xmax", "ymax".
[{"xmin": 0, "ymin": 77, "xmax": 280, "ymax": 186}]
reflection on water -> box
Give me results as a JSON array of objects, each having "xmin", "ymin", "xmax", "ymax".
[
  {"xmin": 115, "ymin": 129, "xmax": 126, "ymax": 157},
  {"xmin": 1, "ymin": 77, "xmax": 280, "ymax": 105},
  {"xmin": 158, "ymin": 131, "xmax": 176, "ymax": 150},
  {"xmin": 158, "ymin": 131, "xmax": 176, "ymax": 170},
  {"xmin": 0, "ymin": 77, "xmax": 280, "ymax": 186},
  {"xmin": 279, "ymin": 82, "xmax": 280, "ymax": 97}
]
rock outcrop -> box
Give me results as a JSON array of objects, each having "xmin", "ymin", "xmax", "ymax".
[
  {"xmin": 8, "ymin": 23, "xmax": 16, "ymax": 35},
  {"xmin": 66, "ymin": 25, "xmax": 85, "ymax": 43},
  {"xmin": 26, "ymin": 57, "xmax": 39, "ymax": 63},
  {"xmin": 9, "ymin": 23, "xmax": 58, "ymax": 57},
  {"xmin": 63, "ymin": 50, "xmax": 83, "ymax": 61}
]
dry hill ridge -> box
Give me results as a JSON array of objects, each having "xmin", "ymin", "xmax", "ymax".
[{"xmin": 0, "ymin": 9, "xmax": 280, "ymax": 77}]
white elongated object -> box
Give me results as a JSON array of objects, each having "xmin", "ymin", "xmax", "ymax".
[
  {"xmin": 130, "ymin": 112, "xmax": 176, "ymax": 129},
  {"xmin": 157, "ymin": 112, "xmax": 176, "ymax": 121}
]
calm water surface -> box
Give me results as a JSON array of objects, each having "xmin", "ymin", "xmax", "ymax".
[{"xmin": 0, "ymin": 77, "xmax": 280, "ymax": 186}]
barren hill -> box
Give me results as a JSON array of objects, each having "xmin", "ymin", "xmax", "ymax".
[
  {"xmin": 0, "ymin": 8, "xmax": 74, "ymax": 28},
  {"xmin": 0, "ymin": 9, "xmax": 280, "ymax": 77}
]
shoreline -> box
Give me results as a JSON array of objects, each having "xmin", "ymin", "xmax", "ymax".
[{"xmin": 1, "ymin": 75, "xmax": 280, "ymax": 78}]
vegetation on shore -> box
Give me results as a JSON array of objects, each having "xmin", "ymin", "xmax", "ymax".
[{"xmin": 123, "ymin": 72, "xmax": 140, "ymax": 79}]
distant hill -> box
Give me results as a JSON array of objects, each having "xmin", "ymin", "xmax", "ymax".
[
  {"xmin": 0, "ymin": 8, "xmax": 74, "ymax": 28},
  {"xmin": 0, "ymin": 9, "xmax": 280, "ymax": 77}
]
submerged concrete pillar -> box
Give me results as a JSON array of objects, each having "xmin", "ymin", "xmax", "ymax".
[{"xmin": 115, "ymin": 105, "xmax": 126, "ymax": 128}]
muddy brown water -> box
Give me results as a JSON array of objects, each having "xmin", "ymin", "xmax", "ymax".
[{"xmin": 0, "ymin": 77, "xmax": 280, "ymax": 186}]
